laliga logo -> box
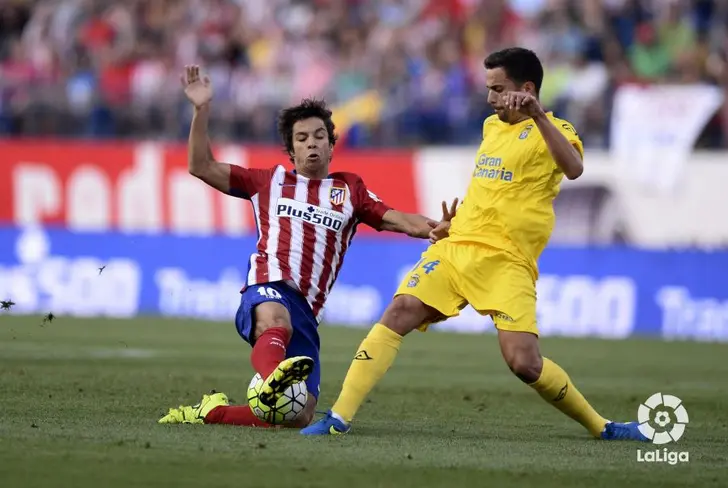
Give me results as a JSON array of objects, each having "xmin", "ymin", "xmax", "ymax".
[
  {"xmin": 636, "ymin": 393, "xmax": 690, "ymax": 465},
  {"xmin": 637, "ymin": 392, "xmax": 689, "ymax": 444}
]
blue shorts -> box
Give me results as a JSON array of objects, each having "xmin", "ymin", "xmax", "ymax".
[{"xmin": 234, "ymin": 281, "xmax": 321, "ymax": 399}]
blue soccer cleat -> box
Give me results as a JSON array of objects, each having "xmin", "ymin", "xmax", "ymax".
[
  {"xmin": 300, "ymin": 410, "xmax": 351, "ymax": 435},
  {"xmin": 600, "ymin": 421, "xmax": 650, "ymax": 442}
]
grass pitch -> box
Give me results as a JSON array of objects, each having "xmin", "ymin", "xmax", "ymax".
[{"xmin": 0, "ymin": 316, "xmax": 726, "ymax": 488}]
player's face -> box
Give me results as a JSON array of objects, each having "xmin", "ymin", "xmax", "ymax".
[
  {"xmin": 485, "ymin": 67, "xmax": 527, "ymax": 123},
  {"xmin": 290, "ymin": 118, "xmax": 332, "ymax": 178}
]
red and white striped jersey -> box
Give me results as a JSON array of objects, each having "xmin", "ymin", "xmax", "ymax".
[{"xmin": 229, "ymin": 164, "xmax": 391, "ymax": 322}]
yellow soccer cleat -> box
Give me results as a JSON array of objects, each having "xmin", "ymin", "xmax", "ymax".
[
  {"xmin": 258, "ymin": 356, "xmax": 314, "ymax": 407},
  {"xmin": 158, "ymin": 391, "xmax": 229, "ymax": 424}
]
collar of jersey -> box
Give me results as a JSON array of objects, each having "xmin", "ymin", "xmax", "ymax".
[{"xmin": 291, "ymin": 169, "xmax": 334, "ymax": 180}]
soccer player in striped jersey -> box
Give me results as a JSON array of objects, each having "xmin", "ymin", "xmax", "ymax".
[{"xmin": 158, "ymin": 65, "xmax": 450, "ymax": 428}]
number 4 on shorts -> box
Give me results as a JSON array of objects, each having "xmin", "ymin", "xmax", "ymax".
[
  {"xmin": 257, "ymin": 286, "xmax": 282, "ymax": 299},
  {"xmin": 422, "ymin": 260, "xmax": 440, "ymax": 274}
]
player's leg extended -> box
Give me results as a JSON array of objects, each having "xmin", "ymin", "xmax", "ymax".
[
  {"xmin": 462, "ymin": 250, "xmax": 615, "ymax": 439},
  {"xmin": 205, "ymin": 391, "xmax": 317, "ymax": 428},
  {"xmin": 158, "ymin": 391, "xmax": 232, "ymax": 425},
  {"xmin": 497, "ymin": 330, "xmax": 646, "ymax": 441},
  {"xmin": 488, "ymin": 259, "xmax": 647, "ymax": 441},
  {"xmin": 248, "ymin": 296, "xmax": 313, "ymax": 406},
  {"xmin": 334, "ymin": 295, "xmax": 444, "ymax": 420},
  {"xmin": 210, "ymin": 282, "xmax": 319, "ymax": 426},
  {"xmin": 497, "ymin": 329, "xmax": 612, "ymax": 437},
  {"xmin": 158, "ymin": 390, "xmax": 313, "ymax": 428},
  {"xmin": 204, "ymin": 312, "xmax": 321, "ymax": 430},
  {"xmin": 158, "ymin": 284, "xmax": 313, "ymax": 427},
  {"xmin": 158, "ymin": 390, "xmax": 276, "ymax": 428},
  {"xmin": 254, "ymin": 291, "xmax": 322, "ymax": 428},
  {"xmin": 302, "ymin": 250, "xmax": 462, "ymax": 435},
  {"xmin": 300, "ymin": 295, "xmax": 441, "ymax": 435}
]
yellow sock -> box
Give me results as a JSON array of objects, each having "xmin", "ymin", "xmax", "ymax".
[
  {"xmin": 331, "ymin": 323, "xmax": 403, "ymax": 422},
  {"xmin": 529, "ymin": 357, "xmax": 608, "ymax": 437}
]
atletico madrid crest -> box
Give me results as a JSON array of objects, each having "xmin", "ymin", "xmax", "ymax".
[{"xmin": 329, "ymin": 187, "xmax": 347, "ymax": 206}]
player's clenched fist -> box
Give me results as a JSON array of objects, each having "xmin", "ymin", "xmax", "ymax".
[
  {"xmin": 503, "ymin": 91, "xmax": 544, "ymax": 118},
  {"xmin": 181, "ymin": 65, "xmax": 213, "ymax": 109}
]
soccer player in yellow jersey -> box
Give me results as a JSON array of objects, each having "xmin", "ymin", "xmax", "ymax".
[{"xmin": 302, "ymin": 47, "xmax": 647, "ymax": 441}]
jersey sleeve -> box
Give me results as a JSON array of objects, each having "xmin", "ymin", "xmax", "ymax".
[
  {"xmin": 557, "ymin": 120, "xmax": 584, "ymax": 158},
  {"xmin": 228, "ymin": 166, "xmax": 275, "ymax": 200},
  {"xmin": 351, "ymin": 177, "xmax": 391, "ymax": 231}
]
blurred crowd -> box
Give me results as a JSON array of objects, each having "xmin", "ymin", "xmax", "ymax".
[{"xmin": 1, "ymin": 0, "xmax": 728, "ymax": 148}]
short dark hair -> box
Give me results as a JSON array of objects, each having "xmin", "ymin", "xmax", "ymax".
[
  {"xmin": 278, "ymin": 98, "xmax": 338, "ymax": 160},
  {"xmin": 484, "ymin": 47, "xmax": 544, "ymax": 94}
]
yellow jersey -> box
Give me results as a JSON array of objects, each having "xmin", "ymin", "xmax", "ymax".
[{"xmin": 447, "ymin": 112, "xmax": 583, "ymax": 278}]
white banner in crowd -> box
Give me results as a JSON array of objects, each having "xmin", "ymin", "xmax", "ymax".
[{"xmin": 610, "ymin": 84, "xmax": 724, "ymax": 194}]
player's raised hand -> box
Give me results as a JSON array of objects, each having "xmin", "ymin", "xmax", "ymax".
[
  {"xmin": 429, "ymin": 198, "xmax": 459, "ymax": 244},
  {"xmin": 181, "ymin": 65, "xmax": 213, "ymax": 109},
  {"xmin": 441, "ymin": 198, "xmax": 459, "ymax": 222},
  {"xmin": 503, "ymin": 91, "xmax": 544, "ymax": 118}
]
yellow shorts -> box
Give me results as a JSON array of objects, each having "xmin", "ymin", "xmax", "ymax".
[{"xmin": 395, "ymin": 240, "xmax": 538, "ymax": 335}]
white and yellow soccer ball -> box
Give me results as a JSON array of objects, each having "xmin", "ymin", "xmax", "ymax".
[{"xmin": 247, "ymin": 373, "xmax": 308, "ymax": 425}]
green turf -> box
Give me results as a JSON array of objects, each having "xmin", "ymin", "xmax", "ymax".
[{"xmin": 0, "ymin": 316, "xmax": 726, "ymax": 488}]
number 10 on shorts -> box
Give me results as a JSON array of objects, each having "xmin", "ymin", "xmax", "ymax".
[{"xmin": 257, "ymin": 287, "xmax": 282, "ymax": 299}]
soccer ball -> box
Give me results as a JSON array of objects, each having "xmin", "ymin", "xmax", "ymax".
[{"xmin": 247, "ymin": 373, "xmax": 308, "ymax": 425}]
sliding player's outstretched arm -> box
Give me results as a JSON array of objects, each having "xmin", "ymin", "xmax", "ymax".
[
  {"xmin": 187, "ymin": 104, "xmax": 232, "ymax": 192},
  {"xmin": 182, "ymin": 64, "xmax": 234, "ymax": 193},
  {"xmin": 182, "ymin": 65, "xmax": 272, "ymax": 199}
]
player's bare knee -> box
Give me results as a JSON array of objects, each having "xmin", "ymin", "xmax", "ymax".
[
  {"xmin": 381, "ymin": 295, "xmax": 428, "ymax": 336},
  {"xmin": 498, "ymin": 330, "xmax": 542, "ymax": 383},
  {"xmin": 253, "ymin": 301, "xmax": 293, "ymax": 340},
  {"xmin": 506, "ymin": 352, "xmax": 543, "ymax": 383}
]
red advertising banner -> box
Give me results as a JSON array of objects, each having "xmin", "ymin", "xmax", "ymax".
[{"xmin": 0, "ymin": 141, "xmax": 418, "ymax": 235}]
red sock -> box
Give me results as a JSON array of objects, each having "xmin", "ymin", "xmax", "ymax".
[
  {"xmin": 204, "ymin": 405, "xmax": 272, "ymax": 427},
  {"xmin": 251, "ymin": 327, "xmax": 291, "ymax": 379}
]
